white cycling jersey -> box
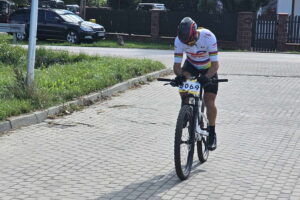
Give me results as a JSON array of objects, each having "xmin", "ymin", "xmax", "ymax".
[{"xmin": 174, "ymin": 28, "xmax": 218, "ymax": 70}]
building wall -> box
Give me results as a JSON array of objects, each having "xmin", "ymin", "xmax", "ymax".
[{"xmin": 277, "ymin": 0, "xmax": 300, "ymax": 15}]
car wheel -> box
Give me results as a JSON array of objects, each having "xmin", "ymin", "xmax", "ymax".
[
  {"xmin": 66, "ymin": 30, "xmax": 79, "ymax": 44},
  {"xmin": 16, "ymin": 32, "xmax": 26, "ymax": 41}
]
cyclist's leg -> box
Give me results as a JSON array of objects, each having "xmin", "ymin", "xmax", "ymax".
[
  {"xmin": 204, "ymin": 92, "xmax": 217, "ymax": 125},
  {"xmin": 203, "ymin": 73, "xmax": 218, "ymax": 150},
  {"xmin": 203, "ymin": 73, "xmax": 218, "ymax": 124},
  {"xmin": 180, "ymin": 60, "xmax": 200, "ymax": 105}
]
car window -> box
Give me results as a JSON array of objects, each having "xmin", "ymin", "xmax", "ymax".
[
  {"xmin": 11, "ymin": 10, "xmax": 29, "ymax": 22},
  {"xmin": 60, "ymin": 13, "xmax": 83, "ymax": 23},
  {"xmin": 38, "ymin": 10, "xmax": 45, "ymax": 23},
  {"xmin": 45, "ymin": 11, "xmax": 59, "ymax": 22}
]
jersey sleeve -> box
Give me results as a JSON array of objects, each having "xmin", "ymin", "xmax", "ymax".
[
  {"xmin": 174, "ymin": 37, "xmax": 184, "ymax": 64},
  {"xmin": 205, "ymin": 31, "xmax": 218, "ymax": 62}
]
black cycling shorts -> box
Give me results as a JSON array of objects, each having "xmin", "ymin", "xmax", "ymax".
[{"xmin": 182, "ymin": 60, "xmax": 218, "ymax": 94}]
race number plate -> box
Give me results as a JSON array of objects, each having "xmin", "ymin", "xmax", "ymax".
[{"xmin": 179, "ymin": 80, "xmax": 201, "ymax": 96}]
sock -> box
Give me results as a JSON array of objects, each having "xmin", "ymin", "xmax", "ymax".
[{"xmin": 209, "ymin": 126, "xmax": 215, "ymax": 134}]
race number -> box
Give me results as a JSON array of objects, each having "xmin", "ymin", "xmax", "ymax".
[{"xmin": 179, "ymin": 80, "xmax": 201, "ymax": 95}]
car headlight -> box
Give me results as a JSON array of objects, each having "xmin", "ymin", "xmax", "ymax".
[{"xmin": 80, "ymin": 26, "xmax": 93, "ymax": 32}]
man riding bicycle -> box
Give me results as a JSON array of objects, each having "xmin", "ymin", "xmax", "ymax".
[{"xmin": 173, "ymin": 17, "xmax": 219, "ymax": 151}]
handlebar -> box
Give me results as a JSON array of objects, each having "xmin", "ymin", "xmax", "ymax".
[
  {"xmin": 157, "ymin": 78, "xmax": 173, "ymax": 82},
  {"xmin": 157, "ymin": 78, "xmax": 228, "ymax": 83}
]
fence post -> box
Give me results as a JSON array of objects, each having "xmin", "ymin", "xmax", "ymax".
[
  {"xmin": 151, "ymin": 10, "xmax": 160, "ymax": 39},
  {"xmin": 237, "ymin": 12, "xmax": 254, "ymax": 50},
  {"xmin": 13, "ymin": 33, "xmax": 17, "ymax": 44},
  {"xmin": 277, "ymin": 13, "xmax": 288, "ymax": 51}
]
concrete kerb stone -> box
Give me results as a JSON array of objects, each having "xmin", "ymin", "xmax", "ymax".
[
  {"xmin": 83, "ymin": 93, "xmax": 102, "ymax": 105},
  {"xmin": 8, "ymin": 113, "xmax": 38, "ymax": 130},
  {"xmin": 0, "ymin": 121, "xmax": 12, "ymax": 133},
  {"xmin": 34, "ymin": 110, "xmax": 49, "ymax": 123},
  {"xmin": 47, "ymin": 105, "xmax": 64, "ymax": 117},
  {"xmin": 0, "ymin": 68, "xmax": 173, "ymax": 134}
]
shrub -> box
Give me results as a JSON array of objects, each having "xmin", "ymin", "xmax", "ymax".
[
  {"xmin": 35, "ymin": 48, "xmax": 92, "ymax": 68},
  {"xmin": 0, "ymin": 43, "xmax": 26, "ymax": 66}
]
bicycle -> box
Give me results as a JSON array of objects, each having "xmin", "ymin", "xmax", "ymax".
[{"xmin": 157, "ymin": 77, "xmax": 228, "ymax": 180}]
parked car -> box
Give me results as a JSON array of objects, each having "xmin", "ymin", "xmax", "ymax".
[
  {"xmin": 8, "ymin": 8, "xmax": 105, "ymax": 43},
  {"xmin": 0, "ymin": 0, "xmax": 15, "ymax": 23},
  {"xmin": 66, "ymin": 4, "xmax": 79, "ymax": 15},
  {"xmin": 39, "ymin": 0, "xmax": 65, "ymax": 9},
  {"xmin": 136, "ymin": 3, "xmax": 167, "ymax": 11}
]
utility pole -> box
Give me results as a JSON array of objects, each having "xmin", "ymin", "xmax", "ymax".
[
  {"xmin": 26, "ymin": 0, "xmax": 38, "ymax": 86},
  {"xmin": 80, "ymin": 0, "xmax": 86, "ymax": 19},
  {"xmin": 291, "ymin": 0, "xmax": 295, "ymax": 16}
]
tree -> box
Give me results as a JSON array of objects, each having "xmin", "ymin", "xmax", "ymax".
[
  {"xmin": 107, "ymin": 0, "xmax": 139, "ymax": 9},
  {"xmin": 12, "ymin": 0, "xmax": 28, "ymax": 7},
  {"xmin": 220, "ymin": 0, "xmax": 270, "ymax": 12},
  {"xmin": 197, "ymin": 0, "xmax": 218, "ymax": 13},
  {"xmin": 85, "ymin": 0, "xmax": 107, "ymax": 7}
]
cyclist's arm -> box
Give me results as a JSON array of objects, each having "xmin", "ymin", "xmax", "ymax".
[
  {"xmin": 173, "ymin": 37, "xmax": 184, "ymax": 76},
  {"xmin": 206, "ymin": 61, "xmax": 219, "ymax": 78},
  {"xmin": 205, "ymin": 31, "xmax": 219, "ymax": 78},
  {"xmin": 173, "ymin": 63, "xmax": 182, "ymax": 75}
]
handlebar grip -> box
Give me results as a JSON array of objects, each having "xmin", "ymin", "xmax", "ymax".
[
  {"xmin": 217, "ymin": 79, "xmax": 228, "ymax": 82},
  {"xmin": 157, "ymin": 78, "xmax": 173, "ymax": 82}
]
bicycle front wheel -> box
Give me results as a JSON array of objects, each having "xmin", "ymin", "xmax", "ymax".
[
  {"xmin": 174, "ymin": 105, "xmax": 195, "ymax": 180},
  {"xmin": 197, "ymin": 103, "xmax": 209, "ymax": 163}
]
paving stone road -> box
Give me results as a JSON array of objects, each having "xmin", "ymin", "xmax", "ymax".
[{"xmin": 0, "ymin": 49, "xmax": 300, "ymax": 200}]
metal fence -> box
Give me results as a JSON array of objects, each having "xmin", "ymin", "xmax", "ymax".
[
  {"xmin": 86, "ymin": 8, "xmax": 151, "ymax": 35},
  {"xmin": 288, "ymin": 15, "xmax": 300, "ymax": 43},
  {"xmin": 0, "ymin": 23, "xmax": 25, "ymax": 44},
  {"xmin": 159, "ymin": 12, "xmax": 238, "ymax": 41},
  {"xmin": 251, "ymin": 14, "xmax": 277, "ymax": 52},
  {"xmin": 86, "ymin": 8, "xmax": 237, "ymax": 41}
]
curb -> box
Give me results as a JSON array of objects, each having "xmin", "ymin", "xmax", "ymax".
[{"xmin": 0, "ymin": 68, "xmax": 173, "ymax": 134}]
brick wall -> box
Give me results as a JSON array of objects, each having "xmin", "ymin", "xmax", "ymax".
[
  {"xmin": 236, "ymin": 12, "xmax": 254, "ymax": 50},
  {"xmin": 277, "ymin": 13, "xmax": 289, "ymax": 51}
]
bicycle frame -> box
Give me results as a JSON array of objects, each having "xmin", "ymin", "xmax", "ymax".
[{"xmin": 182, "ymin": 85, "xmax": 209, "ymax": 140}]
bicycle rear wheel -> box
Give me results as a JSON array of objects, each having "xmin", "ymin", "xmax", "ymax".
[
  {"xmin": 197, "ymin": 102, "xmax": 209, "ymax": 163},
  {"xmin": 174, "ymin": 105, "xmax": 195, "ymax": 180}
]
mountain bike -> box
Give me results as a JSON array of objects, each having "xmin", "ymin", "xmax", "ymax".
[{"xmin": 157, "ymin": 77, "xmax": 228, "ymax": 180}]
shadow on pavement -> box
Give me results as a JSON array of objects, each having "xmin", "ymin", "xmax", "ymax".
[{"xmin": 96, "ymin": 163, "xmax": 206, "ymax": 200}]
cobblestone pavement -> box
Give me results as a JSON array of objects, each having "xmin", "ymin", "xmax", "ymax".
[
  {"xmin": 43, "ymin": 46, "xmax": 300, "ymax": 77},
  {"xmin": 1, "ymin": 50, "xmax": 300, "ymax": 200}
]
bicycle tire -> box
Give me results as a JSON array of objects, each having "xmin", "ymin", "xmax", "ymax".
[
  {"xmin": 174, "ymin": 105, "xmax": 195, "ymax": 180},
  {"xmin": 197, "ymin": 103, "xmax": 209, "ymax": 163}
]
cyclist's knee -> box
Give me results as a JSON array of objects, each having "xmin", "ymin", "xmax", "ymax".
[{"xmin": 204, "ymin": 95, "xmax": 216, "ymax": 108}]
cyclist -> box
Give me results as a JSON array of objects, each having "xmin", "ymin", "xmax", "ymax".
[{"xmin": 173, "ymin": 17, "xmax": 219, "ymax": 151}]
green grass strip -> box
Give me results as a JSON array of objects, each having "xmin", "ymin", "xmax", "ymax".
[
  {"xmin": 0, "ymin": 44, "xmax": 165, "ymax": 120},
  {"xmin": 0, "ymin": 33, "xmax": 173, "ymax": 50}
]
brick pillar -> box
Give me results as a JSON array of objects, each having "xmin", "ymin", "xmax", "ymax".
[
  {"xmin": 277, "ymin": 13, "xmax": 288, "ymax": 51},
  {"xmin": 237, "ymin": 12, "xmax": 254, "ymax": 50},
  {"xmin": 151, "ymin": 10, "xmax": 161, "ymax": 39}
]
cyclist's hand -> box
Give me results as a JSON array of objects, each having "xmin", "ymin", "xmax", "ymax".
[
  {"xmin": 171, "ymin": 74, "xmax": 185, "ymax": 87},
  {"xmin": 197, "ymin": 75, "xmax": 210, "ymax": 85}
]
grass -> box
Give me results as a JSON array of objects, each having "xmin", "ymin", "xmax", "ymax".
[
  {"xmin": 0, "ymin": 43, "xmax": 165, "ymax": 121},
  {"xmin": 0, "ymin": 33, "xmax": 174, "ymax": 50}
]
